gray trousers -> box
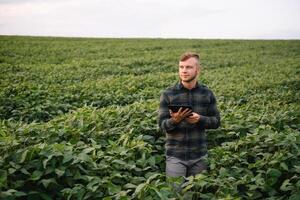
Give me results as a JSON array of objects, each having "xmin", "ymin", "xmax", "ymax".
[{"xmin": 166, "ymin": 155, "xmax": 207, "ymax": 178}]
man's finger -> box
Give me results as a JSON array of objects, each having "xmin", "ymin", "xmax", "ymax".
[
  {"xmin": 181, "ymin": 108, "xmax": 192, "ymax": 115},
  {"xmin": 179, "ymin": 108, "xmax": 187, "ymax": 114},
  {"xmin": 180, "ymin": 110, "xmax": 192, "ymax": 119},
  {"xmin": 178, "ymin": 107, "xmax": 183, "ymax": 113},
  {"xmin": 187, "ymin": 112, "xmax": 196, "ymax": 117}
]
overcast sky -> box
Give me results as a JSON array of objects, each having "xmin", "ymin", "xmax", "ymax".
[{"xmin": 0, "ymin": 0, "xmax": 299, "ymax": 39}]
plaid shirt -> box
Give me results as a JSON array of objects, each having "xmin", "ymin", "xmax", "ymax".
[{"xmin": 158, "ymin": 81, "xmax": 220, "ymax": 160}]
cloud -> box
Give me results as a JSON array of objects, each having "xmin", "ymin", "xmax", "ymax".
[
  {"xmin": 0, "ymin": 0, "xmax": 66, "ymax": 5},
  {"xmin": 0, "ymin": 0, "xmax": 299, "ymax": 39}
]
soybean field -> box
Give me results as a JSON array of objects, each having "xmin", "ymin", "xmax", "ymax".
[{"xmin": 0, "ymin": 36, "xmax": 299, "ymax": 199}]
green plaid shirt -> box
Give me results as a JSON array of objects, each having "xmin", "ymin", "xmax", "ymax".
[{"xmin": 158, "ymin": 81, "xmax": 220, "ymax": 160}]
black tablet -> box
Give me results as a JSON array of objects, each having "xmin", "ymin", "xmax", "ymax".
[{"xmin": 168, "ymin": 105, "xmax": 192, "ymax": 113}]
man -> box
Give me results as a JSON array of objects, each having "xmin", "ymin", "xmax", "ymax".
[{"xmin": 158, "ymin": 52, "xmax": 220, "ymax": 178}]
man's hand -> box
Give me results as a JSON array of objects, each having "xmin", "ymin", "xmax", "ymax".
[
  {"xmin": 186, "ymin": 112, "xmax": 201, "ymax": 124},
  {"xmin": 169, "ymin": 107, "xmax": 192, "ymax": 124}
]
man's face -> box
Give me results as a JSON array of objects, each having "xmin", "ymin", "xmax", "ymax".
[{"xmin": 179, "ymin": 57, "xmax": 200, "ymax": 83}]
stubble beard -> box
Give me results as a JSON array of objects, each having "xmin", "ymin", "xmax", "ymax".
[{"xmin": 181, "ymin": 74, "xmax": 197, "ymax": 83}]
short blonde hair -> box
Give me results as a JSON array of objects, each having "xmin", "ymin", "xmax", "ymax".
[{"xmin": 180, "ymin": 52, "xmax": 200, "ymax": 64}]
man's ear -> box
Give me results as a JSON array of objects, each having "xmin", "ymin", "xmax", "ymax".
[{"xmin": 197, "ymin": 64, "xmax": 201, "ymax": 74}]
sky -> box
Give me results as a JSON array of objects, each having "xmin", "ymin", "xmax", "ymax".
[{"xmin": 0, "ymin": 0, "xmax": 299, "ymax": 39}]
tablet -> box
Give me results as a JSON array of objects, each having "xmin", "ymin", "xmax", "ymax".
[{"xmin": 168, "ymin": 105, "xmax": 192, "ymax": 113}]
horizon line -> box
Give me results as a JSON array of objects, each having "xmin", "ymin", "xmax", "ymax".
[{"xmin": 1, "ymin": 34, "xmax": 300, "ymax": 41}]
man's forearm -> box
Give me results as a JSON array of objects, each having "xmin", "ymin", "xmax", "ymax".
[
  {"xmin": 159, "ymin": 118, "xmax": 178, "ymax": 132},
  {"xmin": 199, "ymin": 114, "xmax": 221, "ymax": 129},
  {"xmin": 199, "ymin": 93, "xmax": 221, "ymax": 129}
]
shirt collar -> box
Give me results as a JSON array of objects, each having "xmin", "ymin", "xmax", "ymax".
[{"xmin": 176, "ymin": 81, "xmax": 200, "ymax": 90}]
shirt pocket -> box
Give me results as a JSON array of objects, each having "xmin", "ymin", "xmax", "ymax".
[
  {"xmin": 193, "ymin": 94, "xmax": 210, "ymax": 115},
  {"xmin": 194, "ymin": 106, "xmax": 208, "ymax": 116},
  {"xmin": 169, "ymin": 93, "xmax": 190, "ymax": 106}
]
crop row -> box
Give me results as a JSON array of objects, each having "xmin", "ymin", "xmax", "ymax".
[{"xmin": 0, "ymin": 36, "xmax": 299, "ymax": 199}]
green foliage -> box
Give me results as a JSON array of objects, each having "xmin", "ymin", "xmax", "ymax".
[{"xmin": 0, "ymin": 36, "xmax": 299, "ymax": 199}]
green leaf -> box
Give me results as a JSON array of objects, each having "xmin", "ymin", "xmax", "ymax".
[
  {"xmin": 31, "ymin": 170, "xmax": 43, "ymax": 181},
  {"xmin": 107, "ymin": 182, "xmax": 121, "ymax": 195},
  {"xmin": 20, "ymin": 168, "xmax": 30, "ymax": 175},
  {"xmin": 86, "ymin": 177, "xmax": 101, "ymax": 192},
  {"xmin": 280, "ymin": 179, "xmax": 293, "ymax": 191},
  {"xmin": 219, "ymin": 167, "xmax": 227, "ymax": 177},
  {"xmin": 296, "ymin": 180, "xmax": 300, "ymax": 188},
  {"xmin": 8, "ymin": 168, "xmax": 16, "ymax": 174},
  {"xmin": 159, "ymin": 187, "xmax": 173, "ymax": 200},
  {"xmin": 267, "ymin": 168, "xmax": 281, "ymax": 178},
  {"xmin": 112, "ymin": 159, "xmax": 126, "ymax": 165},
  {"xmin": 133, "ymin": 183, "xmax": 147, "ymax": 198},
  {"xmin": 280, "ymin": 162, "xmax": 288, "ymax": 171},
  {"xmin": 149, "ymin": 186, "xmax": 165, "ymax": 200},
  {"xmin": 289, "ymin": 192, "xmax": 300, "ymax": 200},
  {"xmin": 19, "ymin": 150, "xmax": 29, "ymax": 163},
  {"xmin": 266, "ymin": 168, "xmax": 282, "ymax": 186},
  {"xmin": 124, "ymin": 183, "xmax": 137, "ymax": 189},
  {"xmin": 0, "ymin": 170, "xmax": 7, "ymax": 188},
  {"xmin": 294, "ymin": 165, "xmax": 300, "ymax": 173},
  {"xmin": 39, "ymin": 193, "xmax": 52, "ymax": 200},
  {"xmin": 77, "ymin": 153, "xmax": 92, "ymax": 162},
  {"xmin": 55, "ymin": 168, "xmax": 65, "ymax": 177},
  {"xmin": 43, "ymin": 155, "xmax": 54, "ymax": 168},
  {"xmin": 102, "ymin": 197, "xmax": 113, "ymax": 200},
  {"xmin": 146, "ymin": 173, "xmax": 161, "ymax": 184},
  {"xmin": 82, "ymin": 147, "xmax": 94, "ymax": 154},
  {"xmin": 0, "ymin": 189, "xmax": 26, "ymax": 197},
  {"xmin": 210, "ymin": 163, "xmax": 216, "ymax": 170},
  {"xmin": 147, "ymin": 156, "xmax": 156, "ymax": 166},
  {"xmin": 62, "ymin": 153, "xmax": 73, "ymax": 164},
  {"xmin": 182, "ymin": 183, "xmax": 194, "ymax": 193},
  {"xmin": 14, "ymin": 191, "xmax": 27, "ymax": 197},
  {"xmin": 41, "ymin": 178, "xmax": 57, "ymax": 188}
]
